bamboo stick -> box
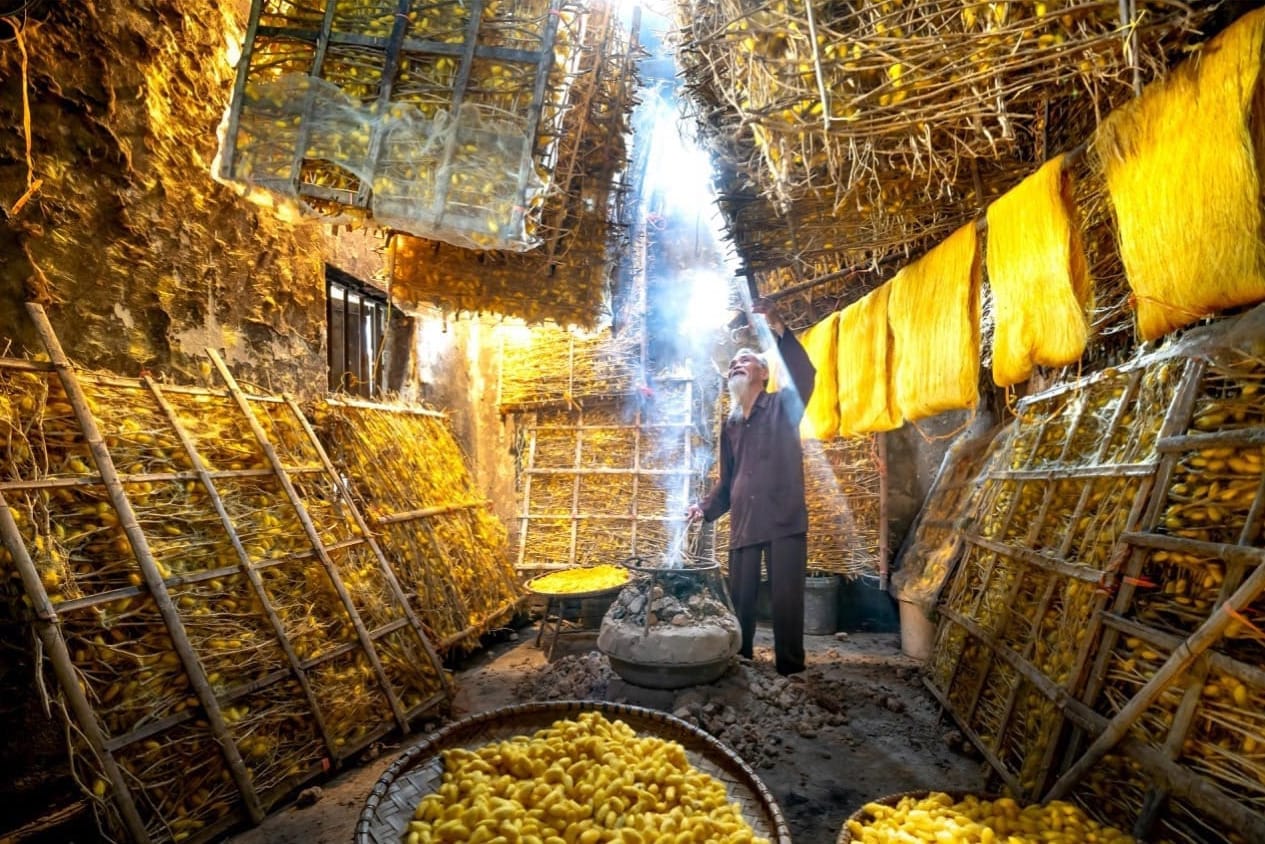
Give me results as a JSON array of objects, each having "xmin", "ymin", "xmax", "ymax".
[
  {"xmin": 1236, "ymin": 455, "xmax": 1265, "ymax": 547},
  {"xmin": 373, "ymin": 499, "xmax": 491, "ymax": 525},
  {"xmin": 0, "ymin": 356, "xmax": 55, "ymax": 372},
  {"xmin": 1015, "ymin": 357, "xmax": 1153, "ymax": 410},
  {"xmin": 995, "ymin": 462, "xmax": 1156, "ymax": 482},
  {"xmin": 1158, "ymin": 428, "xmax": 1265, "ymax": 453},
  {"xmin": 1045, "ymin": 557, "xmax": 1265, "ymax": 800},
  {"xmin": 438, "ymin": 594, "xmax": 528, "ymax": 650},
  {"xmin": 1101, "ymin": 612, "xmax": 1265, "ymax": 691},
  {"xmin": 204, "ymin": 348, "xmax": 410, "ymax": 733},
  {"xmin": 878, "ymin": 433, "xmax": 889, "ymax": 588},
  {"xmin": 0, "ymin": 491, "xmax": 151, "ymax": 843},
  {"xmin": 569, "ymin": 410, "xmax": 582, "ymax": 566},
  {"xmin": 0, "ymin": 465, "xmax": 321, "ymax": 493},
  {"xmin": 25, "ymin": 303, "xmax": 267, "ymax": 825},
  {"xmin": 630, "ymin": 406, "xmax": 642, "ymax": 556},
  {"xmin": 941, "ymin": 607, "xmax": 1072, "ymax": 706},
  {"xmin": 964, "ymin": 534, "xmax": 1103, "ymax": 583},
  {"xmin": 283, "ymin": 395, "xmax": 453, "ymax": 701},
  {"xmin": 323, "ymin": 395, "xmax": 445, "ymax": 418},
  {"xmin": 146, "ymin": 379, "xmax": 338, "ymax": 759},
  {"xmin": 517, "ymin": 418, "xmax": 537, "ymax": 569},
  {"xmin": 1120, "ymin": 532, "xmax": 1265, "ymax": 570},
  {"xmin": 526, "ymin": 467, "xmax": 695, "ymax": 476}
]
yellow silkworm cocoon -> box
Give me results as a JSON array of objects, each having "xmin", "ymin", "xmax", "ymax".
[{"xmin": 409, "ymin": 711, "xmax": 768, "ymax": 844}]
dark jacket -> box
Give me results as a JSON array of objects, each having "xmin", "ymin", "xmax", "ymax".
[{"xmin": 700, "ymin": 330, "xmax": 816, "ymax": 549}]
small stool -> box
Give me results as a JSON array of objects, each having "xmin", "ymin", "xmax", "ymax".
[{"xmin": 534, "ymin": 594, "xmax": 586, "ymax": 659}]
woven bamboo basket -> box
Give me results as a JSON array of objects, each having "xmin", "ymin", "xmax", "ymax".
[
  {"xmin": 355, "ymin": 700, "xmax": 792, "ymax": 844},
  {"xmin": 836, "ymin": 790, "xmax": 997, "ymax": 843},
  {"xmin": 522, "ymin": 569, "xmax": 632, "ymax": 601}
]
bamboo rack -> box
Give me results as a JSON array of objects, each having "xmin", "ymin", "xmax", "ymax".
[
  {"xmin": 927, "ymin": 307, "xmax": 1265, "ymax": 840},
  {"xmin": 0, "ymin": 306, "xmax": 458, "ymax": 843},
  {"xmin": 512, "ymin": 383, "xmax": 709, "ymax": 571},
  {"xmin": 309, "ymin": 399, "xmax": 524, "ymax": 652}
]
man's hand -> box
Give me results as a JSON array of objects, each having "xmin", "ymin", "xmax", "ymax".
[
  {"xmin": 752, "ymin": 297, "xmax": 785, "ymax": 338},
  {"xmin": 685, "ymin": 504, "xmax": 704, "ymax": 524}
]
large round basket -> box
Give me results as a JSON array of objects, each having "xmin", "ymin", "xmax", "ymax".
[
  {"xmin": 836, "ymin": 790, "xmax": 997, "ymax": 843},
  {"xmin": 523, "ymin": 569, "xmax": 630, "ymax": 600},
  {"xmin": 355, "ymin": 700, "xmax": 792, "ymax": 844}
]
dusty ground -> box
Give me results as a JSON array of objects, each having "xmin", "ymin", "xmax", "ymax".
[{"xmin": 225, "ymin": 624, "xmax": 987, "ymax": 844}]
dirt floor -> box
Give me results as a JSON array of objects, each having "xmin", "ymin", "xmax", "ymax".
[{"xmin": 225, "ymin": 623, "xmax": 987, "ymax": 844}]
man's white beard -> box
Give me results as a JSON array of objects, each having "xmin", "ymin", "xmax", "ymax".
[{"xmin": 727, "ymin": 374, "xmax": 750, "ymax": 422}]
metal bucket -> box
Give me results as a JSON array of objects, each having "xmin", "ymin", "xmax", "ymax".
[{"xmin": 804, "ymin": 573, "xmax": 840, "ymax": 635}]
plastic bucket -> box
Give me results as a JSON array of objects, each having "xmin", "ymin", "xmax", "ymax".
[
  {"xmin": 804, "ymin": 574, "xmax": 840, "ymax": 635},
  {"xmin": 899, "ymin": 600, "xmax": 935, "ymax": 660}
]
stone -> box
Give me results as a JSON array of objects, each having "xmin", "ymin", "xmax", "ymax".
[
  {"xmin": 834, "ymin": 632, "xmax": 849, "ymax": 641},
  {"xmin": 295, "ymin": 787, "xmax": 323, "ymax": 808},
  {"xmin": 795, "ymin": 720, "xmax": 817, "ymax": 738},
  {"xmin": 670, "ymin": 614, "xmax": 690, "ymax": 626}
]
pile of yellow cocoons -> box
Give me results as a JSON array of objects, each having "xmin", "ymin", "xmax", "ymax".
[
  {"xmin": 528, "ymin": 565, "xmax": 630, "ymax": 595},
  {"xmin": 845, "ymin": 792, "xmax": 1134, "ymax": 843},
  {"xmin": 407, "ymin": 711, "xmax": 768, "ymax": 844}
]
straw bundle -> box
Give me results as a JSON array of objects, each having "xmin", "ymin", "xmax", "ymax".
[
  {"xmin": 673, "ymin": 0, "xmax": 1218, "ymax": 272},
  {"xmin": 985, "ymin": 156, "xmax": 1092, "ymax": 387},
  {"xmin": 889, "ymin": 223, "xmax": 982, "ymax": 421},
  {"xmin": 1094, "ymin": 8, "xmax": 1265, "ymax": 341},
  {"xmin": 312, "ymin": 402, "xmax": 521, "ymax": 647},
  {"xmin": 514, "ymin": 396, "xmax": 707, "ymax": 569},
  {"xmin": 499, "ymin": 325, "xmax": 642, "ymax": 410},
  {"xmin": 837, "ymin": 285, "xmax": 901, "ymax": 435},
  {"xmin": 803, "ymin": 437, "xmax": 881, "ymax": 577},
  {"xmin": 797, "ymin": 313, "xmax": 840, "ymax": 440}
]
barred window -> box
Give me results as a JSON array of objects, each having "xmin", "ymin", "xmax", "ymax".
[{"xmin": 327, "ymin": 267, "xmax": 389, "ymax": 397}]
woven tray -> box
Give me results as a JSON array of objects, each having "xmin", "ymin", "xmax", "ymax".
[
  {"xmin": 355, "ymin": 700, "xmax": 792, "ymax": 844},
  {"xmin": 523, "ymin": 570, "xmax": 630, "ymax": 599},
  {"xmin": 836, "ymin": 790, "xmax": 998, "ymax": 843}
]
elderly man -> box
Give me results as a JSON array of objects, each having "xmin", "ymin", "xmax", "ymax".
[{"xmin": 687, "ymin": 300, "xmax": 816, "ymax": 675}]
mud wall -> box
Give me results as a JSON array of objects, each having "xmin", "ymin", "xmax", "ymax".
[
  {"xmin": 409, "ymin": 312, "xmax": 520, "ymax": 526},
  {"xmin": 0, "ymin": 1, "xmax": 326, "ymax": 392}
]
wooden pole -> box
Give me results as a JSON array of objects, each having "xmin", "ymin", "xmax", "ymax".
[
  {"xmin": 25, "ymin": 303, "xmax": 267, "ymax": 825},
  {"xmin": 0, "ymin": 491, "xmax": 152, "ymax": 843},
  {"xmin": 877, "ymin": 433, "xmax": 889, "ymax": 589},
  {"xmin": 203, "ymin": 348, "xmax": 410, "ymax": 733},
  {"xmin": 517, "ymin": 419, "xmax": 537, "ymax": 569},
  {"xmin": 282, "ymin": 395, "xmax": 453, "ymax": 701},
  {"xmin": 569, "ymin": 409, "xmax": 582, "ymax": 566},
  {"xmin": 145, "ymin": 378, "xmax": 338, "ymax": 758}
]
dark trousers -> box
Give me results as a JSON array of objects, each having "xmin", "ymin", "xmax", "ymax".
[{"xmin": 728, "ymin": 533, "xmax": 807, "ymax": 675}]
